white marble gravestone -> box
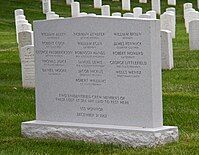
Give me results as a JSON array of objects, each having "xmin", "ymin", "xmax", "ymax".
[
  {"xmin": 146, "ymin": 10, "xmax": 157, "ymax": 19},
  {"xmin": 101, "ymin": 5, "xmax": 110, "ymax": 16},
  {"xmin": 20, "ymin": 45, "xmax": 35, "ymax": 88},
  {"xmin": 17, "ymin": 23, "xmax": 32, "ymax": 33},
  {"xmin": 183, "ymin": 3, "xmax": 193, "ymax": 19},
  {"xmin": 66, "ymin": 0, "xmax": 74, "ymax": 5},
  {"xmin": 15, "ymin": 15, "xmax": 26, "ymax": 23},
  {"xmin": 139, "ymin": 0, "xmax": 147, "ymax": 3},
  {"xmin": 185, "ymin": 11, "xmax": 199, "ymax": 33},
  {"xmin": 198, "ymin": 0, "xmax": 199, "ymax": 9},
  {"xmin": 42, "ymin": 0, "xmax": 51, "ymax": 14},
  {"xmin": 16, "ymin": 19, "xmax": 28, "ymax": 36},
  {"xmin": 112, "ymin": 12, "xmax": 122, "ymax": 17},
  {"xmin": 133, "ymin": 7, "xmax": 142, "ymax": 18},
  {"xmin": 166, "ymin": 10, "xmax": 176, "ymax": 27},
  {"xmin": 166, "ymin": 7, "xmax": 175, "ymax": 14},
  {"xmin": 47, "ymin": 13, "xmax": 60, "ymax": 20},
  {"xmin": 183, "ymin": 3, "xmax": 192, "ymax": 11},
  {"xmin": 14, "ymin": 8, "xmax": 24, "ymax": 27},
  {"xmin": 46, "ymin": 12, "xmax": 55, "ymax": 19},
  {"xmin": 18, "ymin": 30, "xmax": 34, "ymax": 48},
  {"xmin": 21, "ymin": 16, "xmax": 178, "ymax": 147},
  {"xmin": 166, "ymin": 8, "xmax": 176, "ymax": 19},
  {"xmin": 184, "ymin": 8, "xmax": 195, "ymax": 29},
  {"xmin": 94, "ymin": 0, "xmax": 102, "ymax": 9},
  {"xmin": 123, "ymin": 13, "xmax": 134, "ymax": 18},
  {"xmin": 151, "ymin": 0, "xmax": 161, "ymax": 15},
  {"xmin": 71, "ymin": 2, "xmax": 80, "ymax": 17},
  {"xmin": 161, "ymin": 30, "xmax": 174, "ymax": 70},
  {"xmin": 15, "ymin": 9, "xmax": 24, "ymax": 17},
  {"xmin": 189, "ymin": 20, "xmax": 199, "ymax": 50},
  {"xmin": 168, "ymin": 0, "xmax": 176, "ymax": 6},
  {"xmin": 15, "ymin": 17, "xmax": 28, "ymax": 43},
  {"xmin": 160, "ymin": 12, "xmax": 175, "ymax": 38},
  {"xmin": 122, "ymin": 0, "xmax": 131, "ymax": 11}
]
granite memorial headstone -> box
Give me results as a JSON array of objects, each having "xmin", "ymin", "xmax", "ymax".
[{"xmin": 21, "ymin": 16, "xmax": 178, "ymax": 147}]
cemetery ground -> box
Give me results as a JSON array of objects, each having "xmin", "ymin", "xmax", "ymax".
[{"xmin": 0, "ymin": 0, "xmax": 198, "ymax": 154}]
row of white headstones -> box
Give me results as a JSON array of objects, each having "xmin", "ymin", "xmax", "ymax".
[
  {"xmin": 183, "ymin": 3, "xmax": 199, "ymax": 50},
  {"xmin": 42, "ymin": 0, "xmax": 175, "ymax": 72},
  {"xmin": 15, "ymin": 9, "xmax": 35, "ymax": 88},
  {"xmin": 15, "ymin": 0, "xmax": 176, "ymax": 88},
  {"xmin": 42, "ymin": 0, "xmax": 176, "ymax": 16}
]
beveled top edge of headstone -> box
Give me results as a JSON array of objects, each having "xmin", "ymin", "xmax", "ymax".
[
  {"xmin": 189, "ymin": 19, "xmax": 199, "ymax": 25},
  {"xmin": 33, "ymin": 16, "xmax": 159, "ymax": 24}
]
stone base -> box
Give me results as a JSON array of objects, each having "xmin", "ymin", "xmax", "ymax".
[{"xmin": 21, "ymin": 120, "xmax": 178, "ymax": 148}]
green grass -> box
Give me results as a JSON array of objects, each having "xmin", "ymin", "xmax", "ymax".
[{"xmin": 0, "ymin": 0, "xmax": 199, "ymax": 154}]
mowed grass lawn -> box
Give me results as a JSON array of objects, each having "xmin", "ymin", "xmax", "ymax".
[{"xmin": 0, "ymin": 0, "xmax": 198, "ymax": 154}]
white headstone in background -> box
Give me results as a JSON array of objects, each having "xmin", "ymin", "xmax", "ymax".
[
  {"xmin": 112, "ymin": 12, "xmax": 122, "ymax": 17},
  {"xmin": 15, "ymin": 9, "xmax": 24, "ymax": 17},
  {"xmin": 183, "ymin": 3, "xmax": 192, "ymax": 10},
  {"xmin": 166, "ymin": 7, "xmax": 176, "ymax": 20},
  {"xmin": 166, "ymin": 10, "xmax": 176, "ymax": 28},
  {"xmin": 101, "ymin": 5, "xmax": 110, "ymax": 16},
  {"xmin": 161, "ymin": 30, "xmax": 174, "ymax": 70},
  {"xmin": 15, "ymin": 16, "xmax": 26, "ymax": 42},
  {"xmin": 184, "ymin": 8, "xmax": 196, "ymax": 27},
  {"xmin": 146, "ymin": 10, "xmax": 157, "ymax": 19},
  {"xmin": 189, "ymin": 20, "xmax": 199, "ymax": 50},
  {"xmin": 94, "ymin": 0, "xmax": 102, "ymax": 8},
  {"xmin": 166, "ymin": 7, "xmax": 175, "ymax": 14},
  {"xmin": 183, "ymin": 3, "xmax": 193, "ymax": 19},
  {"xmin": 133, "ymin": 7, "xmax": 142, "ymax": 18},
  {"xmin": 21, "ymin": 16, "xmax": 178, "ymax": 147},
  {"xmin": 123, "ymin": 13, "xmax": 134, "ymax": 18},
  {"xmin": 168, "ymin": 0, "xmax": 176, "ymax": 6},
  {"xmin": 71, "ymin": 2, "xmax": 80, "ymax": 17},
  {"xmin": 66, "ymin": 0, "xmax": 74, "ymax": 5},
  {"xmin": 184, "ymin": 8, "xmax": 195, "ymax": 20},
  {"xmin": 185, "ymin": 11, "xmax": 199, "ymax": 33},
  {"xmin": 46, "ymin": 11, "xmax": 55, "ymax": 19},
  {"xmin": 17, "ymin": 23, "xmax": 32, "ymax": 33},
  {"xmin": 20, "ymin": 45, "xmax": 35, "ymax": 88},
  {"xmin": 15, "ymin": 15, "xmax": 26, "ymax": 22},
  {"xmin": 122, "ymin": 0, "xmax": 131, "ymax": 11},
  {"xmin": 198, "ymin": 0, "xmax": 199, "ymax": 9},
  {"xmin": 139, "ymin": 0, "xmax": 147, "ymax": 3},
  {"xmin": 42, "ymin": 0, "xmax": 51, "ymax": 14},
  {"xmin": 16, "ymin": 19, "xmax": 28, "ymax": 28},
  {"xmin": 47, "ymin": 13, "xmax": 60, "ymax": 20},
  {"xmin": 160, "ymin": 12, "xmax": 175, "ymax": 38},
  {"xmin": 18, "ymin": 31, "xmax": 34, "ymax": 48},
  {"xmin": 151, "ymin": 0, "xmax": 161, "ymax": 14},
  {"xmin": 16, "ymin": 19, "xmax": 29, "ymax": 43}
]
